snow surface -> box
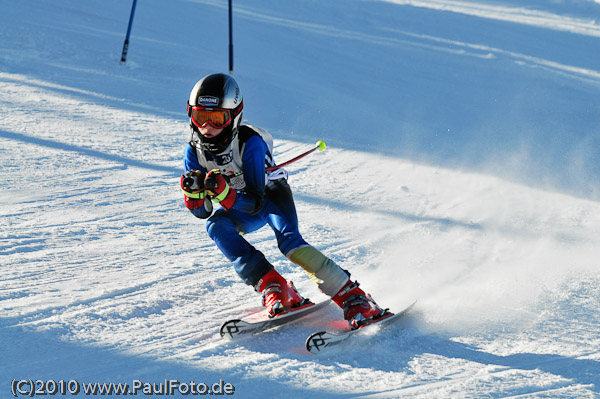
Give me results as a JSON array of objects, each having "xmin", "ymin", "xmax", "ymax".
[{"xmin": 1, "ymin": 0, "xmax": 600, "ymax": 397}]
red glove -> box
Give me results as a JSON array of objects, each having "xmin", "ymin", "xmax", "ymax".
[
  {"xmin": 204, "ymin": 169, "xmax": 237, "ymax": 210},
  {"xmin": 184, "ymin": 194, "xmax": 204, "ymax": 210},
  {"xmin": 180, "ymin": 171, "xmax": 206, "ymax": 210}
]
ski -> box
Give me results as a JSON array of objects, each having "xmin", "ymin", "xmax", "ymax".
[
  {"xmin": 220, "ymin": 299, "xmax": 331, "ymax": 340},
  {"xmin": 305, "ymin": 300, "xmax": 417, "ymax": 354}
]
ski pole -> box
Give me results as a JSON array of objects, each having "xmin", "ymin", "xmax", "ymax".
[
  {"xmin": 221, "ymin": 140, "xmax": 326, "ymax": 180},
  {"xmin": 120, "ymin": 0, "xmax": 138, "ymax": 65},
  {"xmin": 267, "ymin": 140, "xmax": 326, "ymax": 171}
]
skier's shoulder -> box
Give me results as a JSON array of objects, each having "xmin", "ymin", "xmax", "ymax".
[
  {"xmin": 184, "ymin": 141, "xmax": 199, "ymax": 163},
  {"xmin": 185, "ymin": 141, "xmax": 196, "ymax": 156},
  {"xmin": 239, "ymin": 123, "xmax": 273, "ymax": 153},
  {"xmin": 183, "ymin": 144, "xmax": 204, "ymax": 172},
  {"xmin": 238, "ymin": 124, "xmax": 258, "ymax": 140}
]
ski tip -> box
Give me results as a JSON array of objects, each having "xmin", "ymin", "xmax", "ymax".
[
  {"xmin": 219, "ymin": 319, "xmax": 243, "ymax": 340},
  {"xmin": 305, "ymin": 331, "xmax": 328, "ymax": 354},
  {"xmin": 395, "ymin": 299, "xmax": 418, "ymax": 316}
]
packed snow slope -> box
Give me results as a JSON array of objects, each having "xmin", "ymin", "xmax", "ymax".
[{"xmin": 1, "ymin": 0, "xmax": 600, "ymax": 398}]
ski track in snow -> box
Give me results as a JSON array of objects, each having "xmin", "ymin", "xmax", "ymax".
[
  {"xmin": 2, "ymin": 0, "xmax": 600, "ymax": 398},
  {"xmin": 381, "ymin": 0, "xmax": 600, "ymax": 38},
  {"xmin": 198, "ymin": 0, "xmax": 600, "ymax": 85}
]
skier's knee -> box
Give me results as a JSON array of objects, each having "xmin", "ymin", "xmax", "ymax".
[{"xmin": 206, "ymin": 215, "xmax": 234, "ymax": 240}]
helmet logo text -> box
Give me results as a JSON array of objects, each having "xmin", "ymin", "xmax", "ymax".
[{"xmin": 198, "ymin": 96, "xmax": 219, "ymax": 106}]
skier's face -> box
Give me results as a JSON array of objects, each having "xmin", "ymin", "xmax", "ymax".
[{"xmin": 197, "ymin": 124, "xmax": 224, "ymax": 139}]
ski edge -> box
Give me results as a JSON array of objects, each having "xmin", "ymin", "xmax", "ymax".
[
  {"xmin": 305, "ymin": 299, "xmax": 417, "ymax": 354},
  {"xmin": 220, "ymin": 298, "xmax": 331, "ymax": 340}
]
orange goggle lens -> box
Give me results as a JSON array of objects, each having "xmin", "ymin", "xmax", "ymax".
[{"xmin": 190, "ymin": 107, "xmax": 232, "ymax": 129}]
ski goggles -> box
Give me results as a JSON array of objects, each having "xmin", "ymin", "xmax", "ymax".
[{"xmin": 189, "ymin": 106, "xmax": 232, "ymax": 129}]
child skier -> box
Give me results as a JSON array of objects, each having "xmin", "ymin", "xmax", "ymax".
[{"xmin": 180, "ymin": 73, "xmax": 389, "ymax": 329}]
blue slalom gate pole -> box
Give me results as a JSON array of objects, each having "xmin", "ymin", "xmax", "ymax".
[
  {"xmin": 228, "ymin": 0, "xmax": 233, "ymax": 74},
  {"xmin": 120, "ymin": 0, "xmax": 138, "ymax": 65}
]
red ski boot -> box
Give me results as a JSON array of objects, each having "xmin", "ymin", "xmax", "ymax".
[
  {"xmin": 256, "ymin": 269, "xmax": 309, "ymax": 318},
  {"xmin": 333, "ymin": 279, "xmax": 389, "ymax": 330}
]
